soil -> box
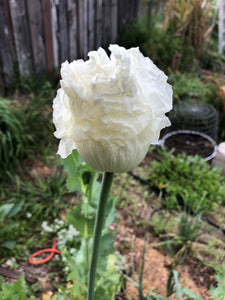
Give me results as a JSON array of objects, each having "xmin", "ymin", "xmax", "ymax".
[{"xmin": 113, "ymin": 189, "xmax": 216, "ymax": 300}]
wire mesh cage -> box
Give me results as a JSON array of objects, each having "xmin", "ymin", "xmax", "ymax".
[{"xmin": 168, "ymin": 100, "xmax": 218, "ymax": 141}]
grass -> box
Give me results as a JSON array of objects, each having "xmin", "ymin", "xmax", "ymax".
[{"xmin": 0, "ymin": 100, "xmax": 32, "ymax": 178}]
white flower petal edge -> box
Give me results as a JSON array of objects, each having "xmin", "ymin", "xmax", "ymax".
[{"xmin": 53, "ymin": 45, "xmax": 173, "ymax": 172}]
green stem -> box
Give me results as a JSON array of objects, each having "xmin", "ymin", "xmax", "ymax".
[
  {"xmin": 87, "ymin": 172, "xmax": 114, "ymax": 300},
  {"xmin": 84, "ymin": 226, "xmax": 89, "ymax": 287}
]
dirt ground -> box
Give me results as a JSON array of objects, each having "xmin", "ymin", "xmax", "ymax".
[
  {"xmin": 115, "ymin": 221, "xmax": 215, "ymax": 299},
  {"xmin": 1, "ymin": 152, "xmax": 224, "ymax": 299},
  {"xmin": 112, "ymin": 151, "xmax": 222, "ymax": 299}
]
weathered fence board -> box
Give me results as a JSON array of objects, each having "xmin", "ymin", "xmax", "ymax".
[
  {"xmin": 50, "ymin": 0, "xmax": 59, "ymax": 68},
  {"xmin": 58, "ymin": 0, "xmax": 69, "ymax": 62},
  {"xmin": 9, "ymin": 0, "xmax": 33, "ymax": 75},
  {"xmin": 88, "ymin": 0, "xmax": 95, "ymax": 51},
  {"xmin": 95, "ymin": 0, "xmax": 103, "ymax": 49},
  {"xmin": 77, "ymin": 0, "xmax": 84, "ymax": 57},
  {"xmin": 67, "ymin": 0, "xmax": 78, "ymax": 61},
  {"xmin": 83, "ymin": 0, "xmax": 88, "ymax": 56},
  {"xmin": 41, "ymin": 0, "xmax": 54, "ymax": 72},
  {"xmin": 0, "ymin": 0, "xmax": 14, "ymax": 84},
  {"xmin": 27, "ymin": 0, "xmax": 46, "ymax": 73},
  {"xmin": 3, "ymin": 0, "xmax": 16, "ymax": 61},
  {"xmin": 0, "ymin": 0, "xmax": 140, "ymax": 89},
  {"xmin": 103, "ymin": 0, "xmax": 111, "ymax": 47},
  {"xmin": 111, "ymin": 0, "xmax": 118, "ymax": 42}
]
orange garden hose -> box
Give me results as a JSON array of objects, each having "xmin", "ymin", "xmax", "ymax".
[{"xmin": 29, "ymin": 238, "xmax": 61, "ymax": 265}]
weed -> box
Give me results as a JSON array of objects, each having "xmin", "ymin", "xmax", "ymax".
[
  {"xmin": 0, "ymin": 273, "xmax": 38, "ymax": 300},
  {"xmin": 148, "ymin": 149, "xmax": 225, "ymax": 213},
  {"xmin": 150, "ymin": 211, "xmax": 174, "ymax": 237},
  {"xmin": 166, "ymin": 213, "xmax": 206, "ymax": 265}
]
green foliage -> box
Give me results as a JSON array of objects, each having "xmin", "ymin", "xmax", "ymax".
[
  {"xmin": 175, "ymin": 213, "xmax": 204, "ymax": 246},
  {"xmin": 168, "ymin": 72, "xmax": 219, "ymax": 104},
  {"xmin": 0, "ymin": 167, "xmax": 69, "ymax": 258},
  {"xmin": 149, "ymin": 149, "xmax": 225, "ymax": 212},
  {"xmin": 163, "ymin": 0, "xmax": 213, "ymax": 56},
  {"xmin": 118, "ymin": 16, "xmax": 196, "ymax": 73},
  {"xmin": 0, "ymin": 274, "xmax": 38, "ymax": 300},
  {"xmin": 151, "ymin": 211, "xmax": 208, "ymax": 268},
  {"xmin": 0, "ymin": 80, "xmax": 55, "ymax": 180},
  {"xmin": 117, "ymin": 20, "xmax": 149, "ymax": 53},
  {"xmin": 21, "ymin": 169, "xmax": 68, "ymax": 219},
  {"xmin": 55, "ymin": 150, "xmax": 121, "ymax": 299},
  {"xmin": 0, "ymin": 198, "xmax": 24, "ymax": 251},
  {"xmin": 143, "ymin": 21, "xmax": 195, "ymax": 73},
  {"xmin": 150, "ymin": 210, "xmax": 174, "ymax": 236},
  {"xmin": 210, "ymin": 264, "xmax": 225, "ymax": 300},
  {"xmin": 7, "ymin": 64, "xmax": 57, "ymax": 96},
  {"xmin": 63, "ymin": 149, "xmax": 97, "ymax": 196},
  {"xmin": 23, "ymin": 80, "xmax": 55, "ymax": 153},
  {"xmin": 168, "ymin": 71, "xmax": 225, "ymax": 141},
  {"xmin": 2, "ymin": 168, "xmax": 68, "ymax": 220},
  {"xmin": 199, "ymin": 39, "xmax": 225, "ymax": 73},
  {"xmin": 160, "ymin": 213, "xmax": 207, "ymax": 266},
  {"xmin": 170, "ymin": 271, "xmax": 204, "ymax": 300},
  {"xmin": 0, "ymin": 100, "xmax": 31, "ymax": 178}
]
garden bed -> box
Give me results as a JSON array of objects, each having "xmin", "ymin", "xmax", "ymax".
[
  {"xmin": 2, "ymin": 149, "xmax": 225, "ymax": 299},
  {"xmin": 112, "ymin": 164, "xmax": 225, "ymax": 300}
]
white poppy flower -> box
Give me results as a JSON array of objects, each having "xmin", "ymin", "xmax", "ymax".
[{"xmin": 53, "ymin": 45, "xmax": 173, "ymax": 172}]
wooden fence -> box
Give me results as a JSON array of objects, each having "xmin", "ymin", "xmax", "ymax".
[{"xmin": 0, "ymin": 0, "xmax": 140, "ymax": 88}]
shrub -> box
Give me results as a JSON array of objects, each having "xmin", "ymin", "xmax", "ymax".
[
  {"xmin": 168, "ymin": 72, "xmax": 219, "ymax": 104},
  {"xmin": 118, "ymin": 17, "xmax": 197, "ymax": 73},
  {"xmin": 148, "ymin": 149, "xmax": 225, "ymax": 212}
]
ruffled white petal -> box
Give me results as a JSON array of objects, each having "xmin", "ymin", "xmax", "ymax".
[{"xmin": 52, "ymin": 45, "xmax": 173, "ymax": 172}]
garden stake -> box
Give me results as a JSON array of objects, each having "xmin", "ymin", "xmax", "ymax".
[{"xmin": 87, "ymin": 172, "xmax": 114, "ymax": 300}]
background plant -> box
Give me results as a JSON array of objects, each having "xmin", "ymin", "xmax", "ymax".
[
  {"xmin": 0, "ymin": 100, "xmax": 32, "ymax": 179},
  {"xmin": 0, "ymin": 274, "xmax": 38, "ymax": 300},
  {"xmin": 156, "ymin": 212, "xmax": 208, "ymax": 267},
  {"xmin": 163, "ymin": 0, "xmax": 214, "ymax": 57},
  {"xmin": 0, "ymin": 79, "xmax": 55, "ymax": 181},
  {"xmin": 148, "ymin": 149, "xmax": 225, "ymax": 212},
  {"xmin": 0, "ymin": 166, "xmax": 69, "ymax": 260},
  {"xmin": 118, "ymin": 17, "xmax": 196, "ymax": 73},
  {"xmin": 168, "ymin": 72, "xmax": 220, "ymax": 104}
]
